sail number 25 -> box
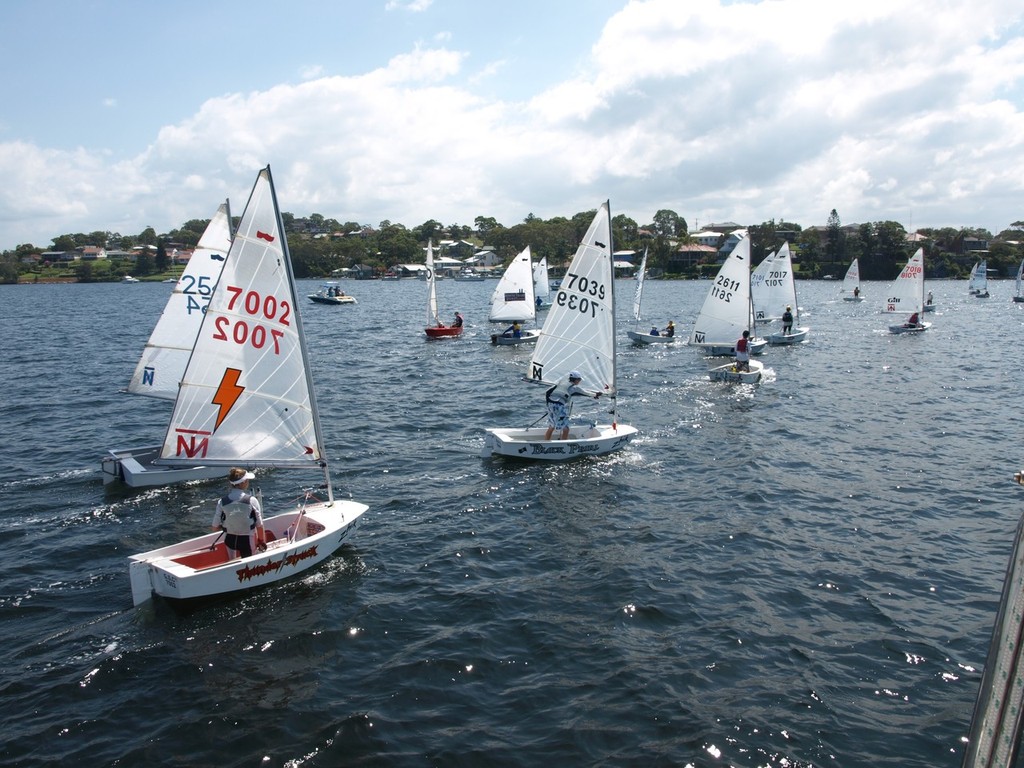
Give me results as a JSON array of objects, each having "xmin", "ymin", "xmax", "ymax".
[
  {"xmin": 212, "ymin": 285, "xmax": 293, "ymax": 354},
  {"xmin": 557, "ymin": 271, "xmax": 606, "ymax": 317}
]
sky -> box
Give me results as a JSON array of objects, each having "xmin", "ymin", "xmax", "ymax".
[{"xmin": 1, "ymin": 0, "xmax": 1023, "ymax": 251}]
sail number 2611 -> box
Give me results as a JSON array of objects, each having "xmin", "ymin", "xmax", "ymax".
[
  {"xmin": 712, "ymin": 275, "xmax": 740, "ymax": 302},
  {"xmin": 557, "ymin": 272, "xmax": 606, "ymax": 317},
  {"xmin": 212, "ymin": 285, "xmax": 292, "ymax": 354}
]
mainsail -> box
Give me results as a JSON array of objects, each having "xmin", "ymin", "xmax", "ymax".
[
  {"xmin": 425, "ymin": 240, "xmax": 440, "ymax": 325},
  {"xmin": 884, "ymin": 248, "xmax": 925, "ymax": 317},
  {"xmin": 489, "ymin": 246, "xmax": 536, "ymax": 322},
  {"xmin": 159, "ymin": 167, "xmax": 326, "ymax": 471},
  {"xmin": 690, "ymin": 237, "xmax": 754, "ymax": 348},
  {"xmin": 127, "ymin": 203, "xmax": 232, "ymax": 400},
  {"xmin": 527, "ymin": 202, "xmax": 615, "ymax": 394}
]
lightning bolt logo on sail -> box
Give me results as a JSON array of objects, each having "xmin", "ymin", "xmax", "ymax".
[{"xmin": 212, "ymin": 368, "xmax": 245, "ymax": 430}]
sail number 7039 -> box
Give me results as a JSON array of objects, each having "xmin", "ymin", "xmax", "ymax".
[
  {"xmin": 557, "ymin": 271, "xmax": 607, "ymax": 318},
  {"xmin": 211, "ymin": 285, "xmax": 292, "ymax": 354}
]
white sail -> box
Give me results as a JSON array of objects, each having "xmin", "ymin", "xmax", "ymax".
[
  {"xmin": 1017, "ymin": 258, "xmax": 1024, "ymax": 298},
  {"xmin": 757, "ymin": 241, "xmax": 794, "ymax": 321},
  {"xmin": 159, "ymin": 167, "xmax": 326, "ymax": 471},
  {"xmin": 690, "ymin": 237, "xmax": 755, "ymax": 348},
  {"xmin": 489, "ymin": 246, "xmax": 536, "ymax": 322},
  {"xmin": 885, "ymin": 248, "xmax": 925, "ymax": 316},
  {"xmin": 533, "ymin": 254, "xmax": 551, "ymax": 306},
  {"xmin": 970, "ymin": 259, "xmax": 989, "ymax": 293},
  {"xmin": 425, "ymin": 240, "xmax": 440, "ymax": 325},
  {"xmin": 750, "ymin": 249, "xmax": 775, "ymax": 323},
  {"xmin": 842, "ymin": 258, "xmax": 860, "ymax": 294},
  {"xmin": 632, "ymin": 248, "xmax": 648, "ymax": 324},
  {"xmin": 527, "ymin": 202, "xmax": 615, "ymax": 394},
  {"xmin": 127, "ymin": 202, "xmax": 232, "ymax": 400}
]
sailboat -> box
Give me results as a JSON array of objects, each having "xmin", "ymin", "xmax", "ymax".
[
  {"xmin": 886, "ymin": 248, "xmax": 932, "ymax": 334},
  {"xmin": 750, "ymin": 249, "xmax": 776, "ymax": 324},
  {"xmin": 841, "ymin": 258, "xmax": 865, "ymax": 301},
  {"xmin": 533, "ymin": 254, "xmax": 552, "ymax": 310},
  {"xmin": 128, "ymin": 166, "xmax": 368, "ymax": 606},
  {"xmin": 489, "ymin": 245, "xmax": 540, "ymax": 345},
  {"xmin": 102, "ymin": 201, "xmax": 234, "ymax": 488},
  {"xmin": 626, "ymin": 249, "xmax": 674, "ymax": 344},
  {"xmin": 1014, "ymin": 258, "xmax": 1024, "ymax": 303},
  {"xmin": 689, "ymin": 236, "xmax": 768, "ymax": 360},
  {"xmin": 765, "ymin": 242, "xmax": 810, "ymax": 346},
  {"xmin": 423, "ymin": 240, "xmax": 463, "ymax": 338},
  {"xmin": 971, "ymin": 259, "xmax": 990, "ymax": 298},
  {"xmin": 481, "ymin": 202, "xmax": 638, "ymax": 460}
]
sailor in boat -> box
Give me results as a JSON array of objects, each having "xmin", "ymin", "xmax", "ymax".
[
  {"xmin": 663, "ymin": 320, "xmax": 675, "ymax": 337},
  {"xmin": 452, "ymin": 312, "xmax": 463, "ymax": 328},
  {"xmin": 210, "ymin": 468, "xmax": 266, "ymax": 558},
  {"xmin": 735, "ymin": 330, "xmax": 751, "ymax": 372},
  {"xmin": 782, "ymin": 305, "xmax": 793, "ymax": 335},
  {"xmin": 544, "ymin": 371, "xmax": 602, "ymax": 441},
  {"xmin": 649, "ymin": 325, "xmax": 660, "ymax": 336},
  {"xmin": 926, "ymin": 291, "xmax": 933, "ymax": 306},
  {"xmin": 903, "ymin": 312, "xmax": 921, "ymax": 329},
  {"xmin": 502, "ymin": 321, "xmax": 522, "ymax": 339},
  {"xmin": 853, "ymin": 286, "xmax": 860, "ymax": 298}
]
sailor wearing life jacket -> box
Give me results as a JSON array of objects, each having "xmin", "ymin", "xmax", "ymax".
[
  {"xmin": 544, "ymin": 370, "xmax": 601, "ymax": 441},
  {"xmin": 210, "ymin": 467, "xmax": 266, "ymax": 558}
]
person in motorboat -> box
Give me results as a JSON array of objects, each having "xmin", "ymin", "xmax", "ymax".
[
  {"xmin": 649, "ymin": 325, "xmax": 660, "ymax": 336},
  {"xmin": 903, "ymin": 312, "xmax": 921, "ymax": 329},
  {"xmin": 543, "ymin": 371, "xmax": 602, "ymax": 441},
  {"xmin": 662, "ymin": 320, "xmax": 675, "ymax": 337},
  {"xmin": 502, "ymin": 321, "xmax": 522, "ymax": 339},
  {"xmin": 452, "ymin": 312, "xmax": 463, "ymax": 328},
  {"xmin": 734, "ymin": 330, "xmax": 750, "ymax": 372},
  {"xmin": 782, "ymin": 305, "xmax": 793, "ymax": 335},
  {"xmin": 210, "ymin": 468, "xmax": 266, "ymax": 558}
]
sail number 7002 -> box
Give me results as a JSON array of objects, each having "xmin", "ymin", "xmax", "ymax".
[{"xmin": 211, "ymin": 285, "xmax": 292, "ymax": 354}]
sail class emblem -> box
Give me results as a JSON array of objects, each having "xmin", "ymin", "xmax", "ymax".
[
  {"xmin": 212, "ymin": 367, "xmax": 245, "ymax": 430},
  {"xmin": 256, "ymin": 230, "xmax": 275, "ymax": 242}
]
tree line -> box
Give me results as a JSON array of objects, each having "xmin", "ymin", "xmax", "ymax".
[{"xmin": 1, "ymin": 206, "xmax": 1021, "ymax": 284}]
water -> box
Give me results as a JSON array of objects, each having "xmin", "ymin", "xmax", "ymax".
[{"xmin": 1, "ymin": 276, "xmax": 1022, "ymax": 767}]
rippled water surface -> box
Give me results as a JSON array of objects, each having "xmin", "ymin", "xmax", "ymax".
[{"xmin": 1, "ymin": 276, "xmax": 1022, "ymax": 767}]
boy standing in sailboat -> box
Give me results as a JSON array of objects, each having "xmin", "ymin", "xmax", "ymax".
[
  {"xmin": 211, "ymin": 468, "xmax": 266, "ymax": 558},
  {"xmin": 735, "ymin": 330, "xmax": 751, "ymax": 372},
  {"xmin": 544, "ymin": 371, "xmax": 601, "ymax": 441}
]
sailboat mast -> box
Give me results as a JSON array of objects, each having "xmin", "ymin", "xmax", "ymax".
[
  {"xmin": 265, "ymin": 165, "xmax": 334, "ymax": 503},
  {"xmin": 606, "ymin": 200, "xmax": 618, "ymax": 423}
]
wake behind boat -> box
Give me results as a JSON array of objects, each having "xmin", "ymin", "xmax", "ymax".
[
  {"xmin": 102, "ymin": 201, "xmax": 234, "ymax": 488},
  {"xmin": 482, "ymin": 202, "xmax": 637, "ymax": 460},
  {"xmin": 128, "ymin": 166, "xmax": 367, "ymax": 607}
]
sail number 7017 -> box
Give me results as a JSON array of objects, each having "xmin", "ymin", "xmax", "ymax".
[
  {"xmin": 557, "ymin": 271, "xmax": 607, "ymax": 318},
  {"xmin": 211, "ymin": 285, "xmax": 292, "ymax": 354}
]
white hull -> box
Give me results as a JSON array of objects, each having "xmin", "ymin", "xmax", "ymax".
[
  {"xmin": 767, "ymin": 327, "xmax": 809, "ymax": 346},
  {"xmin": 694, "ymin": 338, "xmax": 768, "ymax": 356},
  {"xmin": 481, "ymin": 424, "xmax": 638, "ymax": 461},
  {"xmin": 627, "ymin": 330, "xmax": 676, "ymax": 345},
  {"xmin": 708, "ymin": 359, "xmax": 764, "ymax": 383},
  {"xmin": 128, "ymin": 500, "xmax": 367, "ymax": 606},
  {"xmin": 309, "ymin": 294, "xmax": 356, "ymax": 305},
  {"xmin": 889, "ymin": 322, "xmax": 932, "ymax": 334},
  {"xmin": 102, "ymin": 445, "xmax": 226, "ymax": 487},
  {"xmin": 491, "ymin": 330, "xmax": 541, "ymax": 345},
  {"xmin": 923, "ymin": 304, "xmax": 936, "ymax": 312}
]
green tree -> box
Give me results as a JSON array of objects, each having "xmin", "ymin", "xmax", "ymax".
[
  {"xmin": 825, "ymin": 209, "xmax": 844, "ymax": 265},
  {"xmin": 650, "ymin": 209, "xmax": 684, "ymax": 238},
  {"xmin": 138, "ymin": 227, "xmax": 157, "ymax": 246},
  {"xmin": 155, "ymin": 240, "xmax": 169, "ymax": 273},
  {"xmin": 474, "ymin": 216, "xmax": 500, "ymax": 236}
]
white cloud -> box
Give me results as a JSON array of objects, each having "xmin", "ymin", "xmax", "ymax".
[{"xmin": 2, "ymin": 0, "xmax": 1024, "ymax": 249}]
